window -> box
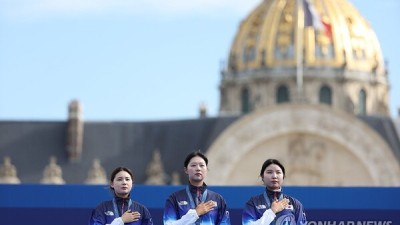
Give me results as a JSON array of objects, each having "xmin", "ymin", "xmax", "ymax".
[
  {"xmin": 358, "ymin": 89, "xmax": 366, "ymax": 115},
  {"xmin": 319, "ymin": 85, "xmax": 332, "ymax": 105},
  {"xmin": 276, "ymin": 85, "xmax": 289, "ymax": 103},
  {"xmin": 241, "ymin": 88, "xmax": 250, "ymax": 113}
]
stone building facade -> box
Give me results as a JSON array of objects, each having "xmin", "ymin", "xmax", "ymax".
[{"xmin": 1, "ymin": 0, "xmax": 399, "ymax": 186}]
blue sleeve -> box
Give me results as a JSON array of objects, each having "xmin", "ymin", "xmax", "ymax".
[
  {"xmin": 293, "ymin": 199, "xmax": 307, "ymax": 225},
  {"xmin": 136, "ymin": 204, "xmax": 153, "ymax": 225},
  {"xmin": 216, "ymin": 197, "xmax": 231, "ymax": 225},
  {"xmin": 242, "ymin": 197, "xmax": 261, "ymax": 225},
  {"xmin": 163, "ymin": 195, "xmax": 179, "ymax": 224},
  {"xmin": 88, "ymin": 202, "xmax": 109, "ymax": 225}
]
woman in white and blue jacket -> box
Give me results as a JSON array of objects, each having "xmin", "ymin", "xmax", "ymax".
[
  {"xmin": 163, "ymin": 152, "xmax": 231, "ymax": 225},
  {"xmin": 89, "ymin": 167, "xmax": 153, "ymax": 225},
  {"xmin": 242, "ymin": 159, "xmax": 307, "ymax": 225}
]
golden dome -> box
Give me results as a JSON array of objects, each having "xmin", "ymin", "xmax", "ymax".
[
  {"xmin": 227, "ymin": 0, "xmax": 386, "ymax": 77},
  {"xmin": 219, "ymin": 0, "xmax": 389, "ymax": 117}
]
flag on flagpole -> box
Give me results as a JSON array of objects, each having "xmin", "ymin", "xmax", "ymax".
[
  {"xmin": 303, "ymin": 0, "xmax": 324, "ymax": 29},
  {"xmin": 322, "ymin": 19, "xmax": 332, "ymax": 39},
  {"xmin": 302, "ymin": 0, "xmax": 332, "ymax": 38}
]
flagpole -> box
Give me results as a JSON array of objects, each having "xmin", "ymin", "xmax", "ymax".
[{"xmin": 296, "ymin": 0, "xmax": 305, "ymax": 102}]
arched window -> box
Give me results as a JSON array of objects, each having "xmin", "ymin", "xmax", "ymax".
[
  {"xmin": 358, "ymin": 89, "xmax": 367, "ymax": 115},
  {"xmin": 319, "ymin": 85, "xmax": 332, "ymax": 105},
  {"xmin": 241, "ymin": 88, "xmax": 250, "ymax": 113},
  {"xmin": 276, "ymin": 85, "xmax": 289, "ymax": 103}
]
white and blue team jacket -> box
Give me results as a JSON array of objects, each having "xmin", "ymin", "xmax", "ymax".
[
  {"xmin": 163, "ymin": 184, "xmax": 231, "ymax": 225},
  {"xmin": 89, "ymin": 196, "xmax": 153, "ymax": 225},
  {"xmin": 242, "ymin": 192, "xmax": 307, "ymax": 225}
]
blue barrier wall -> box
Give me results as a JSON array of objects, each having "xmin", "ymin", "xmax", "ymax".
[{"xmin": 0, "ymin": 184, "xmax": 399, "ymax": 225}]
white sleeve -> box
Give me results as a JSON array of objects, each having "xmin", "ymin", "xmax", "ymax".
[
  {"xmin": 247, "ymin": 209, "xmax": 276, "ymax": 225},
  {"xmin": 164, "ymin": 209, "xmax": 199, "ymax": 225},
  {"xmin": 108, "ymin": 217, "xmax": 124, "ymax": 225}
]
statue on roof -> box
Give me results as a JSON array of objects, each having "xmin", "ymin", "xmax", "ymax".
[
  {"xmin": 170, "ymin": 171, "xmax": 181, "ymax": 185},
  {"xmin": 0, "ymin": 156, "xmax": 21, "ymax": 184},
  {"xmin": 145, "ymin": 149, "xmax": 167, "ymax": 185},
  {"xmin": 85, "ymin": 158, "xmax": 107, "ymax": 185},
  {"xmin": 40, "ymin": 156, "xmax": 65, "ymax": 184}
]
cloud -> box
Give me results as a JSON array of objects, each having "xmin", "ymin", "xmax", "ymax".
[{"xmin": 0, "ymin": 0, "xmax": 260, "ymax": 20}]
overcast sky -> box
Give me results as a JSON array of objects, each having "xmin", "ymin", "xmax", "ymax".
[{"xmin": 0, "ymin": 0, "xmax": 399, "ymax": 121}]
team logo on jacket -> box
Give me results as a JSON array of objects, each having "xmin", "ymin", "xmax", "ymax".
[
  {"xmin": 285, "ymin": 204, "xmax": 294, "ymax": 210},
  {"xmin": 178, "ymin": 201, "xmax": 188, "ymax": 205},
  {"xmin": 104, "ymin": 211, "xmax": 114, "ymax": 216},
  {"xmin": 275, "ymin": 214, "xmax": 295, "ymax": 225},
  {"xmin": 256, "ymin": 204, "xmax": 267, "ymax": 209}
]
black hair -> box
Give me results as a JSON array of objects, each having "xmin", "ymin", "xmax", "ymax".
[
  {"xmin": 109, "ymin": 167, "xmax": 133, "ymax": 190},
  {"xmin": 184, "ymin": 151, "xmax": 208, "ymax": 168},
  {"xmin": 259, "ymin": 159, "xmax": 285, "ymax": 178}
]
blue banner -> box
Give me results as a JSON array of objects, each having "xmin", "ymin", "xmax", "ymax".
[{"xmin": 0, "ymin": 185, "xmax": 399, "ymax": 225}]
